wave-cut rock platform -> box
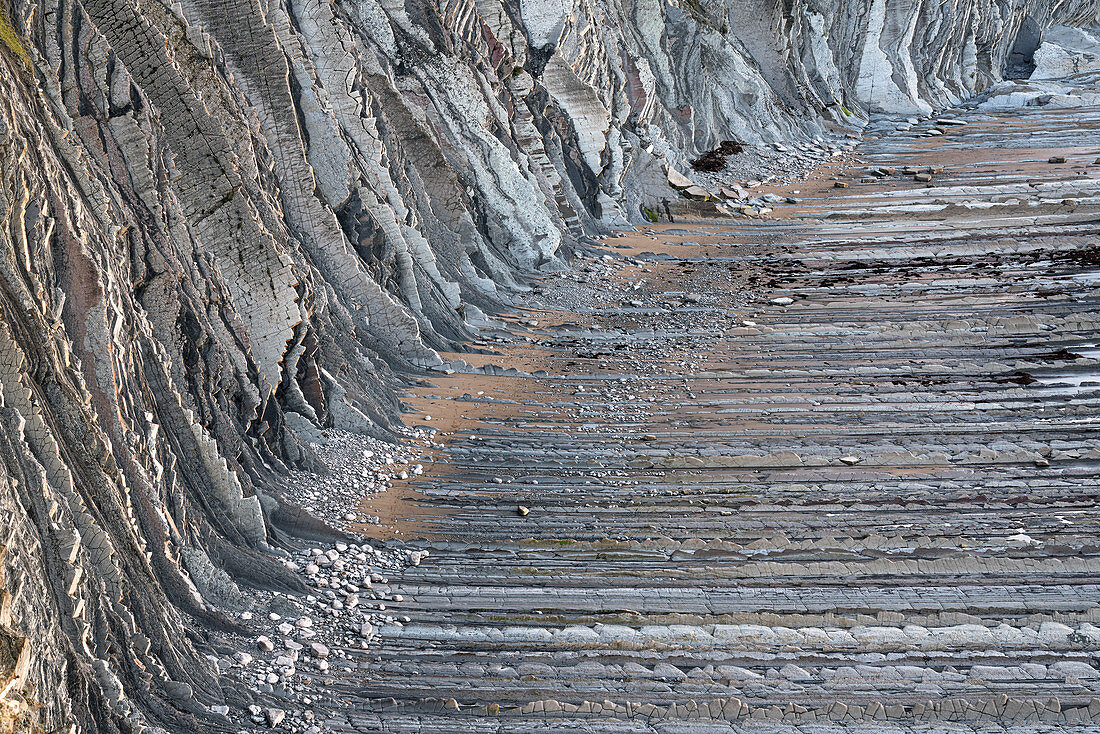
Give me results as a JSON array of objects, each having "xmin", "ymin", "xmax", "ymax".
[{"xmin": 320, "ymin": 96, "xmax": 1100, "ymax": 733}]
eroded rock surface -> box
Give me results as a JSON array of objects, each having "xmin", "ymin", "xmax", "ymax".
[
  {"xmin": 0, "ymin": 0, "xmax": 1097, "ymax": 732},
  {"xmin": 340, "ymin": 98, "xmax": 1100, "ymax": 732}
]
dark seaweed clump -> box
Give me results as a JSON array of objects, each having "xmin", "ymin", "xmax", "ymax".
[{"xmin": 691, "ymin": 139, "xmax": 744, "ymax": 172}]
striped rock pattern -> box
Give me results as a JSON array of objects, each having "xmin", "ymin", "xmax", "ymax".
[
  {"xmin": 332, "ymin": 101, "xmax": 1100, "ymax": 731},
  {"xmin": 0, "ymin": 0, "xmax": 1098, "ymax": 732}
]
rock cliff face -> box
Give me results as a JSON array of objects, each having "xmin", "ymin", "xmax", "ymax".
[{"xmin": 0, "ymin": 0, "xmax": 1096, "ymax": 731}]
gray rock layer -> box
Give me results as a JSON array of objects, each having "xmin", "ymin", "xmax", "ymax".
[{"xmin": 0, "ymin": 0, "xmax": 1096, "ymax": 731}]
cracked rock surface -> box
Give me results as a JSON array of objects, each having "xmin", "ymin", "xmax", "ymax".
[
  {"xmin": 0, "ymin": 0, "xmax": 1098, "ymax": 733},
  {"xmin": 334, "ymin": 96, "xmax": 1100, "ymax": 732}
]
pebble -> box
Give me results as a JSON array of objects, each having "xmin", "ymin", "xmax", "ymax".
[{"xmin": 264, "ymin": 707, "xmax": 285, "ymax": 727}]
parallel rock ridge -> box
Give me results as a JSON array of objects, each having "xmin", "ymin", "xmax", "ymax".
[
  {"xmin": 0, "ymin": 0, "xmax": 1096, "ymax": 731},
  {"xmin": 343, "ymin": 100, "xmax": 1100, "ymax": 732}
]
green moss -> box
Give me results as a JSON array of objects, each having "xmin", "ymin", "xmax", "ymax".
[
  {"xmin": 0, "ymin": 10, "xmax": 30, "ymax": 68},
  {"xmin": 640, "ymin": 205, "xmax": 659, "ymax": 223}
]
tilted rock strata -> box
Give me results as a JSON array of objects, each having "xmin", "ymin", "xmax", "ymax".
[
  {"xmin": 346, "ymin": 99, "xmax": 1100, "ymax": 731},
  {"xmin": 0, "ymin": 0, "xmax": 1096, "ymax": 731}
]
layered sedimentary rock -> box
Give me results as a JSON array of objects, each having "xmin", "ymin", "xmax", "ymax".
[
  {"xmin": 347, "ymin": 99, "xmax": 1100, "ymax": 730},
  {"xmin": 0, "ymin": 0, "xmax": 1096, "ymax": 731}
]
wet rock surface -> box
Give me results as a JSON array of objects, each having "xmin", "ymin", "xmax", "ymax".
[{"xmin": 320, "ymin": 99, "xmax": 1100, "ymax": 731}]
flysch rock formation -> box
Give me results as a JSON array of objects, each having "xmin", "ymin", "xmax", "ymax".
[
  {"xmin": 345, "ymin": 94, "xmax": 1100, "ymax": 732},
  {"xmin": 0, "ymin": 0, "xmax": 1098, "ymax": 732}
]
